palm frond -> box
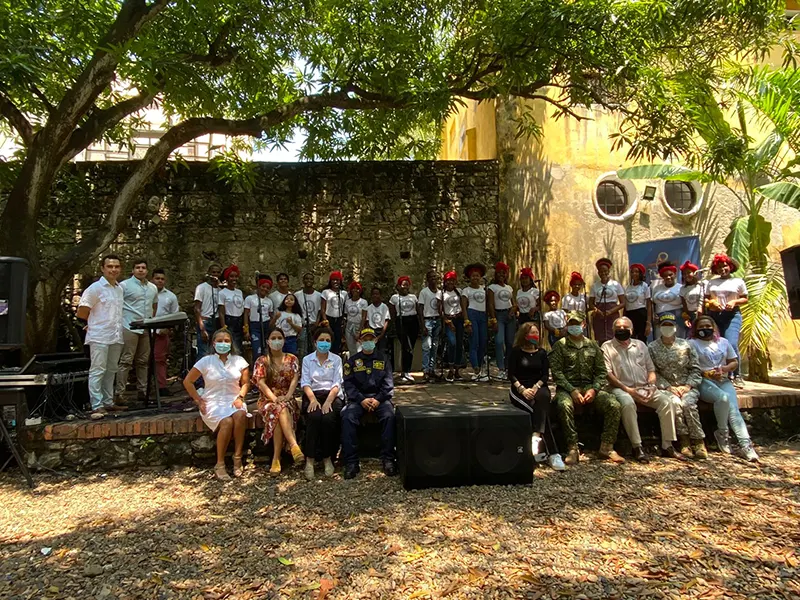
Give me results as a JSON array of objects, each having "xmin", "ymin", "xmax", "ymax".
[{"xmin": 739, "ymin": 262, "xmax": 788, "ymax": 357}]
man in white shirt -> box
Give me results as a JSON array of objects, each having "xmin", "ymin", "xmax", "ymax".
[
  {"xmin": 116, "ymin": 258, "xmax": 158, "ymax": 402},
  {"xmin": 152, "ymin": 268, "xmax": 179, "ymax": 396},
  {"xmin": 296, "ymin": 272, "xmax": 323, "ymax": 356},
  {"xmin": 417, "ymin": 270, "xmax": 443, "ymax": 381},
  {"xmin": 77, "ymin": 254, "xmax": 126, "ymax": 419},
  {"xmin": 193, "ymin": 262, "xmax": 222, "ymax": 359},
  {"xmin": 602, "ymin": 317, "xmax": 683, "ymax": 463}
]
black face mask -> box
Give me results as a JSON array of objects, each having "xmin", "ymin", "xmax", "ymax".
[
  {"xmin": 697, "ymin": 328, "xmax": 714, "ymax": 340},
  {"xmin": 614, "ymin": 329, "xmax": 632, "ymax": 341}
]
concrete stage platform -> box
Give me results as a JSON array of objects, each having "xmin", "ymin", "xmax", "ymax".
[{"xmin": 16, "ymin": 375, "xmax": 800, "ymax": 471}]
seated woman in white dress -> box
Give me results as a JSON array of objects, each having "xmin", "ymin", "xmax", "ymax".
[{"xmin": 184, "ymin": 328, "xmax": 251, "ymax": 480}]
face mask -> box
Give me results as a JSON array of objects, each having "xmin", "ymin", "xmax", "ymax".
[
  {"xmin": 214, "ymin": 342, "xmax": 231, "ymax": 354},
  {"xmin": 525, "ymin": 334, "xmax": 539, "ymax": 344},
  {"xmin": 316, "ymin": 340, "xmax": 332, "ymax": 353},
  {"xmin": 567, "ymin": 325, "xmax": 583, "ymax": 336},
  {"xmin": 697, "ymin": 328, "xmax": 714, "ymax": 340},
  {"xmin": 660, "ymin": 325, "xmax": 676, "ymax": 338},
  {"xmin": 361, "ymin": 340, "xmax": 376, "ymax": 352},
  {"xmin": 614, "ymin": 329, "xmax": 632, "ymax": 341},
  {"xmin": 269, "ymin": 339, "xmax": 284, "ymax": 351}
]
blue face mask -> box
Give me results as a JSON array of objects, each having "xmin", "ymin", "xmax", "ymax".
[
  {"xmin": 567, "ymin": 325, "xmax": 583, "ymax": 337},
  {"xmin": 316, "ymin": 340, "xmax": 332, "ymax": 353},
  {"xmin": 214, "ymin": 341, "xmax": 232, "ymax": 354},
  {"xmin": 361, "ymin": 340, "xmax": 376, "ymax": 352}
]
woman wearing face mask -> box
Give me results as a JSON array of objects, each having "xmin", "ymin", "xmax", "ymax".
[
  {"xmin": 441, "ymin": 271, "xmax": 465, "ymax": 382},
  {"xmin": 461, "ymin": 263, "xmax": 489, "ymax": 382},
  {"xmin": 705, "ymin": 254, "xmax": 748, "ymax": 386},
  {"xmin": 253, "ymin": 328, "xmax": 304, "ymax": 475},
  {"xmin": 516, "ymin": 267, "xmax": 540, "ymax": 325},
  {"xmin": 183, "ymin": 329, "xmax": 251, "ymax": 480},
  {"xmin": 217, "ymin": 265, "xmax": 245, "ymax": 351},
  {"xmin": 300, "ymin": 327, "xmax": 344, "ymax": 479},
  {"xmin": 320, "ymin": 271, "xmax": 348, "ymax": 355},
  {"xmin": 271, "ymin": 293, "xmax": 304, "ymax": 357},
  {"xmin": 650, "ymin": 262, "xmax": 685, "ymax": 338},
  {"xmin": 689, "ymin": 316, "xmax": 758, "ymax": 462},
  {"xmin": 624, "ymin": 263, "xmax": 652, "ymax": 342},
  {"xmin": 344, "ymin": 281, "xmax": 368, "ymax": 356},
  {"xmin": 588, "ymin": 258, "xmax": 625, "ymax": 344},
  {"xmin": 508, "ymin": 323, "xmax": 555, "ymax": 466}
]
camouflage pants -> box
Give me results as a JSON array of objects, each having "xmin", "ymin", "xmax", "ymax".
[
  {"xmin": 665, "ymin": 388, "xmax": 704, "ymax": 439},
  {"xmin": 555, "ymin": 387, "xmax": 621, "ymax": 448}
]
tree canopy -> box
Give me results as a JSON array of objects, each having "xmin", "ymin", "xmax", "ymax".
[{"xmin": 0, "ymin": 0, "xmax": 790, "ymax": 352}]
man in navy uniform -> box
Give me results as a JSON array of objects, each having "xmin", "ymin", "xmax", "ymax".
[{"xmin": 342, "ymin": 327, "xmax": 396, "ymax": 479}]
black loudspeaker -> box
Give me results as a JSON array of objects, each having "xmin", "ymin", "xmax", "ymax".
[
  {"xmin": 21, "ymin": 352, "xmax": 90, "ymax": 374},
  {"xmin": 0, "ymin": 257, "xmax": 29, "ymax": 349},
  {"xmin": 781, "ymin": 245, "xmax": 800, "ymax": 320},
  {"xmin": 397, "ymin": 404, "xmax": 533, "ymax": 490}
]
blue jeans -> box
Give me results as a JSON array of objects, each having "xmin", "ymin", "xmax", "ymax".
[
  {"xmin": 422, "ymin": 317, "xmax": 442, "ymax": 373},
  {"xmin": 494, "ymin": 309, "xmax": 516, "ymax": 370},
  {"xmin": 712, "ymin": 309, "xmax": 742, "ymax": 376},
  {"xmin": 249, "ymin": 321, "xmax": 267, "ymax": 363},
  {"xmin": 284, "ymin": 335, "xmax": 298, "ymax": 356},
  {"xmin": 444, "ymin": 317, "xmax": 464, "ymax": 367},
  {"xmin": 698, "ymin": 378, "xmax": 750, "ymax": 443},
  {"xmin": 468, "ymin": 308, "xmax": 488, "ymax": 370},
  {"xmin": 196, "ymin": 318, "xmax": 216, "ymax": 359}
]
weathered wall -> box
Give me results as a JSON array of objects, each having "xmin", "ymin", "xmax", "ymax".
[
  {"xmin": 40, "ymin": 160, "xmax": 500, "ymax": 308},
  {"xmin": 439, "ymin": 99, "xmax": 498, "ymax": 161}
]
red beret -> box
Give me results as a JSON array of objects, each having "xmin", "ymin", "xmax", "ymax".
[
  {"xmin": 443, "ymin": 270, "xmax": 457, "ymax": 282},
  {"xmin": 257, "ymin": 274, "xmax": 273, "ymax": 287},
  {"xmin": 658, "ymin": 263, "xmax": 677, "ymax": 276},
  {"xmin": 595, "ymin": 258, "xmax": 613, "ymax": 270},
  {"xmin": 348, "ymin": 281, "xmax": 362, "ymax": 292},
  {"xmin": 519, "ymin": 267, "xmax": 535, "ymax": 280},
  {"xmin": 397, "ymin": 275, "xmax": 411, "ymax": 286},
  {"xmin": 680, "ymin": 260, "xmax": 699, "ymax": 272},
  {"xmin": 463, "ymin": 263, "xmax": 486, "ymax": 278},
  {"xmin": 711, "ymin": 254, "xmax": 735, "ymax": 273},
  {"xmin": 543, "ymin": 290, "xmax": 560, "ymax": 303},
  {"xmin": 222, "ymin": 265, "xmax": 240, "ymax": 281},
  {"xmin": 630, "ymin": 263, "xmax": 646, "ymax": 276},
  {"xmin": 329, "ymin": 270, "xmax": 343, "ymax": 281},
  {"xmin": 569, "ymin": 271, "xmax": 584, "ymax": 285},
  {"xmin": 495, "ymin": 261, "xmax": 509, "ymax": 273}
]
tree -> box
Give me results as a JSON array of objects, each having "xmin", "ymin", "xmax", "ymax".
[
  {"xmin": 0, "ymin": 0, "xmax": 787, "ymax": 354},
  {"xmin": 618, "ymin": 61, "xmax": 800, "ymax": 382}
]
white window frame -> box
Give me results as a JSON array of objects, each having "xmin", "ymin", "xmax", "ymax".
[{"xmin": 593, "ymin": 172, "xmax": 639, "ymax": 222}]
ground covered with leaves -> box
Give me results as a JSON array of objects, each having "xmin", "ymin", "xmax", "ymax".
[{"xmin": 1, "ymin": 442, "xmax": 799, "ymax": 600}]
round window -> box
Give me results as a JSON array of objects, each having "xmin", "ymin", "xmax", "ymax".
[
  {"xmin": 664, "ymin": 181, "xmax": 696, "ymax": 214},
  {"xmin": 596, "ymin": 181, "xmax": 628, "ymax": 216}
]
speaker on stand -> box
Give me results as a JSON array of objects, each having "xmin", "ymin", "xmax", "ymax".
[
  {"xmin": 780, "ymin": 245, "xmax": 800, "ymax": 320},
  {"xmin": 0, "ymin": 257, "xmax": 29, "ymax": 365}
]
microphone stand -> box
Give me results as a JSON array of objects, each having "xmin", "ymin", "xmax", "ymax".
[
  {"xmin": 301, "ymin": 289, "xmax": 312, "ymax": 356},
  {"xmin": 255, "ymin": 271, "xmax": 266, "ymax": 360},
  {"xmin": 581, "ymin": 281, "xmax": 593, "ymax": 341},
  {"xmin": 533, "ymin": 278, "xmax": 543, "ymax": 340},
  {"xmin": 601, "ymin": 284, "xmax": 609, "ymax": 342},
  {"xmin": 483, "ymin": 275, "xmax": 490, "ymax": 382}
]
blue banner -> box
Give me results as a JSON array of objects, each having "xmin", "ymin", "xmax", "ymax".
[{"xmin": 627, "ymin": 235, "xmax": 701, "ymax": 282}]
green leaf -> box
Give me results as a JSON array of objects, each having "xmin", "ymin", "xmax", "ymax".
[
  {"xmin": 756, "ymin": 181, "xmax": 800, "ymax": 209},
  {"xmin": 740, "ymin": 262, "xmax": 788, "ymax": 356},
  {"xmin": 752, "ymin": 130, "xmax": 784, "ymax": 171},
  {"xmin": 724, "ymin": 216, "xmax": 750, "ymax": 269},
  {"xmin": 277, "ymin": 556, "xmax": 294, "ymax": 566},
  {"xmin": 616, "ymin": 165, "xmax": 709, "ymax": 182},
  {"xmin": 746, "ymin": 213, "xmax": 771, "ymax": 266}
]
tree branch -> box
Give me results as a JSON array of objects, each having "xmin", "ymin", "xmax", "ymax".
[
  {"xmin": 29, "ymin": 84, "xmax": 55, "ymax": 115},
  {"xmin": 0, "ymin": 89, "xmax": 34, "ymax": 145},
  {"xmin": 183, "ymin": 16, "xmax": 240, "ymax": 67}
]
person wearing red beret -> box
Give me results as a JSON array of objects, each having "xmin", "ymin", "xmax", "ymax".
[
  {"xmin": 320, "ymin": 271, "xmax": 348, "ymax": 355},
  {"xmin": 562, "ymin": 272, "xmax": 588, "ymax": 316},
  {"xmin": 461, "ymin": 263, "xmax": 489, "ymax": 381},
  {"xmin": 344, "ymin": 281, "xmax": 368, "ymax": 356},
  {"xmin": 244, "ymin": 274, "xmax": 275, "ymax": 364},
  {"xmin": 441, "ymin": 270, "xmax": 465, "ymax": 381},
  {"xmin": 516, "ymin": 267, "xmax": 541, "ymax": 326},
  {"xmin": 679, "ymin": 261, "xmax": 705, "ymax": 328},
  {"xmin": 542, "ymin": 290, "xmax": 567, "ymax": 348},
  {"xmin": 390, "ymin": 275, "xmax": 421, "ymax": 383},
  {"xmin": 218, "ymin": 265, "xmax": 245, "ymax": 352},
  {"xmin": 706, "ymin": 253, "xmax": 748, "ymax": 386},
  {"xmin": 650, "ymin": 261, "xmax": 685, "ymax": 338},
  {"xmin": 588, "ymin": 258, "xmax": 625, "ymax": 344},
  {"xmin": 489, "ymin": 262, "xmax": 517, "ymax": 379},
  {"xmin": 624, "ymin": 263, "xmax": 652, "ymax": 342}
]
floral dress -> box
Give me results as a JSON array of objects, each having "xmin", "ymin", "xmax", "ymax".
[{"xmin": 251, "ymin": 354, "xmax": 300, "ymax": 445}]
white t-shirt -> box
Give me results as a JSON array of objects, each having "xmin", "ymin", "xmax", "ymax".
[
  {"xmin": 706, "ymin": 277, "xmax": 747, "ymax": 307},
  {"xmin": 589, "ymin": 280, "xmax": 625, "ymax": 303},
  {"xmin": 366, "ymin": 303, "xmax": 391, "ymax": 329},
  {"xmin": 461, "ymin": 286, "xmax": 486, "ymax": 312},
  {"xmin": 275, "ymin": 312, "xmax": 302, "ymax": 337},
  {"xmin": 650, "ymin": 281, "xmax": 683, "ymax": 314},
  {"xmin": 295, "ymin": 289, "xmax": 322, "ymax": 323},
  {"xmin": 390, "ymin": 293, "xmax": 419, "ymax": 317},
  {"xmin": 543, "ymin": 309, "xmax": 567, "ymax": 330},
  {"xmin": 418, "ymin": 287, "xmax": 443, "ymax": 318},
  {"xmin": 680, "ymin": 282, "xmax": 706, "ymax": 312},
  {"xmin": 244, "ymin": 294, "xmax": 273, "ymax": 323},
  {"xmin": 322, "ymin": 289, "xmax": 348, "ymax": 318},
  {"xmin": 561, "ymin": 293, "xmax": 587, "ymax": 314},
  {"xmin": 218, "ymin": 288, "xmax": 244, "ymax": 318},
  {"xmin": 516, "ymin": 287, "xmax": 540, "ymax": 314},
  {"xmin": 345, "ymin": 297, "xmax": 368, "ymax": 325},
  {"xmin": 624, "ymin": 282, "xmax": 651, "ymax": 311},
  {"xmin": 489, "ymin": 283, "xmax": 514, "ymax": 310},
  {"xmin": 194, "ymin": 281, "xmax": 219, "ymax": 319},
  {"xmin": 442, "ymin": 289, "xmax": 463, "ymax": 317},
  {"xmin": 689, "ymin": 338, "xmax": 737, "ymax": 371},
  {"xmin": 268, "ymin": 290, "xmax": 288, "ymax": 311},
  {"xmin": 79, "ymin": 277, "xmax": 124, "ymax": 345}
]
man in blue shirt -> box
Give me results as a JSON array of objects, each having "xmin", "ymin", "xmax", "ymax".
[{"xmin": 341, "ymin": 328, "xmax": 396, "ymax": 479}]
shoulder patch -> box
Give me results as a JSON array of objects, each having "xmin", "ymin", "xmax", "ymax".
[
  {"xmin": 373, "ymin": 360, "xmax": 385, "ymax": 371},
  {"xmin": 343, "ymin": 362, "xmax": 351, "ymax": 375}
]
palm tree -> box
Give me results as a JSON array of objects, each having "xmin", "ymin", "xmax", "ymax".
[{"xmin": 618, "ymin": 65, "xmax": 800, "ymax": 382}]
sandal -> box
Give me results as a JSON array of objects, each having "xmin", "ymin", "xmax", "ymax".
[
  {"xmin": 269, "ymin": 460, "xmax": 282, "ymax": 476},
  {"xmin": 290, "ymin": 444, "xmax": 305, "ymax": 464},
  {"xmin": 214, "ymin": 464, "xmax": 231, "ymax": 481},
  {"xmin": 233, "ymin": 456, "xmax": 244, "ymax": 478}
]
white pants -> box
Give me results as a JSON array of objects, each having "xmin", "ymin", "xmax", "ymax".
[
  {"xmin": 116, "ymin": 329, "xmax": 150, "ymax": 396},
  {"xmin": 89, "ymin": 343, "xmax": 124, "ymax": 410},
  {"xmin": 610, "ymin": 387, "xmax": 678, "ymax": 448}
]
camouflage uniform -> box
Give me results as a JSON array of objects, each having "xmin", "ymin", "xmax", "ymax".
[{"xmin": 648, "ymin": 337, "xmax": 705, "ymax": 439}]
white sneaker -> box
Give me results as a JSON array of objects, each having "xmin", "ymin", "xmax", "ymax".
[
  {"xmin": 739, "ymin": 443, "xmax": 759, "ymax": 463},
  {"xmin": 531, "ymin": 434, "xmax": 543, "ymax": 455},
  {"xmin": 549, "ymin": 454, "xmax": 566, "ymax": 471},
  {"xmin": 714, "ymin": 429, "xmax": 731, "ymax": 454},
  {"xmin": 323, "ymin": 457, "xmax": 335, "ymax": 476},
  {"xmin": 401, "ymin": 373, "xmax": 415, "ymax": 383},
  {"xmin": 498, "ymin": 370, "xmax": 507, "ymax": 380},
  {"xmin": 304, "ymin": 460, "xmax": 315, "ymax": 481}
]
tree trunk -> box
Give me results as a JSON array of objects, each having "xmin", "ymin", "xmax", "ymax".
[
  {"xmin": 25, "ymin": 279, "xmax": 67, "ymax": 358},
  {"xmin": 747, "ymin": 348, "xmax": 770, "ymax": 383}
]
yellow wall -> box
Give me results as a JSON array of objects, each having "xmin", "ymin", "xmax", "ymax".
[{"xmin": 439, "ymin": 100, "xmax": 498, "ymax": 160}]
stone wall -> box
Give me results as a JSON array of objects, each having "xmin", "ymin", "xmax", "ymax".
[{"xmin": 43, "ymin": 160, "xmax": 499, "ymax": 307}]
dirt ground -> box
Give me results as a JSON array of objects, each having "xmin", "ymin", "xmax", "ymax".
[{"xmin": 1, "ymin": 442, "xmax": 799, "ymax": 600}]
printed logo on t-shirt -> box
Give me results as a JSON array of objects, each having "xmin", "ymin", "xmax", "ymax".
[
  {"xmin": 428, "ymin": 297, "xmax": 439, "ymax": 310},
  {"xmin": 497, "ymin": 289, "xmax": 512, "ymax": 302},
  {"xmin": 625, "ymin": 289, "xmax": 640, "ymax": 303},
  {"xmin": 445, "ymin": 294, "xmax": 460, "ymax": 308},
  {"xmin": 473, "ymin": 291, "xmax": 486, "ymax": 303},
  {"xmin": 370, "ymin": 312, "xmax": 384, "ymax": 327},
  {"xmin": 328, "ymin": 295, "xmax": 342, "ymax": 311},
  {"xmin": 654, "ymin": 288, "xmax": 679, "ymax": 302},
  {"xmin": 400, "ymin": 298, "xmax": 415, "ymax": 312},
  {"xmin": 347, "ymin": 304, "xmax": 361, "ymax": 317},
  {"xmin": 233, "ymin": 295, "xmax": 244, "ymax": 308},
  {"xmin": 280, "ymin": 318, "xmax": 293, "ymax": 335},
  {"xmin": 517, "ymin": 296, "xmax": 531, "ymax": 310},
  {"xmin": 304, "ymin": 300, "xmax": 316, "ymax": 314}
]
